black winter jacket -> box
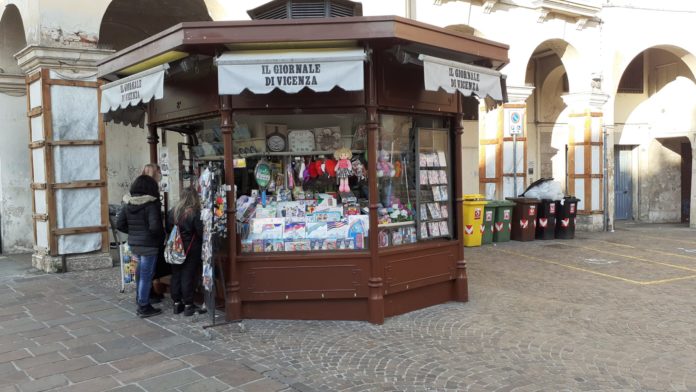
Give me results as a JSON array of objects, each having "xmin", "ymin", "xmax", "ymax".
[
  {"xmin": 166, "ymin": 208, "xmax": 204, "ymax": 262},
  {"xmin": 116, "ymin": 194, "xmax": 165, "ymax": 255}
]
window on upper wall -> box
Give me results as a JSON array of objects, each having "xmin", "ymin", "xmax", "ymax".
[{"xmin": 618, "ymin": 54, "xmax": 644, "ymax": 94}]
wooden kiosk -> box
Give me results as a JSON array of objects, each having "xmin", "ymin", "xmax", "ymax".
[{"xmin": 98, "ymin": 15, "xmax": 508, "ymax": 324}]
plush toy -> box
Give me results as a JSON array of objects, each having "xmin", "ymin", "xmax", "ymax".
[
  {"xmin": 325, "ymin": 158, "xmax": 337, "ymax": 178},
  {"xmin": 376, "ymin": 149, "xmax": 395, "ymax": 177},
  {"xmin": 334, "ymin": 147, "xmax": 353, "ymax": 192},
  {"xmin": 393, "ymin": 160, "xmax": 402, "ymax": 178}
]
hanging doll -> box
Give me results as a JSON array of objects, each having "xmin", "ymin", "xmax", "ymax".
[{"xmin": 334, "ymin": 147, "xmax": 354, "ymax": 193}]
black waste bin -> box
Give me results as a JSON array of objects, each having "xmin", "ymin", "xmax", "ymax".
[
  {"xmin": 555, "ymin": 197, "xmax": 580, "ymax": 239},
  {"xmin": 535, "ymin": 199, "xmax": 557, "ymax": 240}
]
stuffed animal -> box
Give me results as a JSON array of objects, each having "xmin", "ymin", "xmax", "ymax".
[{"xmin": 376, "ymin": 149, "xmax": 395, "ymax": 177}]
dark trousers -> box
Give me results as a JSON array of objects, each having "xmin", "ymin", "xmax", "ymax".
[{"xmin": 170, "ymin": 257, "xmax": 198, "ymax": 305}]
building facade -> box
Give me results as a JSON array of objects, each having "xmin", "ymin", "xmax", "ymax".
[{"xmin": 1, "ymin": 0, "xmax": 695, "ymax": 267}]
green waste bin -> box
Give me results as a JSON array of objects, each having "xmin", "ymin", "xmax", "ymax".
[
  {"xmin": 481, "ymin": 202, "xmax": 496, "ymax": 244},
  {"xmin": 491, "ymin": 200, "xmax": 515, "ymax": 243}
]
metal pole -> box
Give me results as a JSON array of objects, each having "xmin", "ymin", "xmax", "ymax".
[{"xmin": 513, "ymin": 133, "xmax": 517, "ymax": 196}]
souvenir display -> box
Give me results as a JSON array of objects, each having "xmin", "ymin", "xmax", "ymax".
[
  {"xmin": 314, "ymin": 126, "xmax": 342, "ymax": 151},
  {"xmin": 417, "ymin": 130, "xmax": 452, "ymax": 240},
  {"xmin": 266, "ymin": 127, "xmax": 287, "ymax": 152},
  {"xmin": 192, "ymin": 114, "xmax": 454, "ymax": 253},
  {"xmin": 237, "ymin": 129, "xmax": 371, "ymax": 252},
  {"xmin": 288, "ymin": 129, "xmax": 316, "ymax": 152}
]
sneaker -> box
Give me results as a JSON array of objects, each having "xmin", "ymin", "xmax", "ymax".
[
  {"xmin": 137, "ymin": 304, "xmax": 162, "ymax": 318},
  {"xmin": 173, "ymin": 302, "xmax": 184, "ymax": 314},
  {"xmin": 184, "ymin": 304, "xmax": 198, "ymax": 317}
]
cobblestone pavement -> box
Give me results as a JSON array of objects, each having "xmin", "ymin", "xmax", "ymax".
[{"xmin": 2, "ymin": 222, "xmax": 696, "ymax": 391}]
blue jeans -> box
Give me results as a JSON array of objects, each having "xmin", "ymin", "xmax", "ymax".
[{"xmin": 136, "ymin": 254, "xmax": 157, "ymax": 307}]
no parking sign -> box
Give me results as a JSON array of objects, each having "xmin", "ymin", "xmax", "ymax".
[{"xmin": 504, "ymin": 108, "xmax": 525, "ymax": 136}]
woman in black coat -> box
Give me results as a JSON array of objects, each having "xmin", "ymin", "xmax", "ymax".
[
  {"xmin": 166, "ymin": 187, "xmax": 204, "ymax": 317},
  {"xmin": 116, "ymin": 175, "xmax": 164, "ymax": 318}
]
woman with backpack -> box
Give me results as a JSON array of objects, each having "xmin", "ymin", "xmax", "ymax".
[
  {"xmin": 116, "ymin": 175, "xmax": 165, "ymax": 318},
  {"xmin": 167, "ymin": 188, "xmax": 204, "ymax": 316}
]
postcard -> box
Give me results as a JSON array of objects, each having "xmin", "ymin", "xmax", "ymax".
[
  {"xmin": 439, "ymin": 221, "xmax": 450, "ymax": 237},
  {"xmin": 326, "ymin": 219, "xmax": 349, "ymax": 239},
  {"xmin": 429, "ymin": 222, "xmax": 441, "ymax": 237},
  {"xmin": 438, "ymin": 170, "xmax": 448, "ymax": 184},
  {"xmin": 251, "ymin": 218, "xmax": 284, "ymax": 239},
  {"xmin": 437, "ymin": 151, "xmax": 447, "ymax": 167},
  {"xmin": 420, "ymin": 170, "xmax": 429, "ymax": 185},
  {"xmin": 306, "ymin": 222, "xmax": 328, "ymax": 239},
  {"xmin": 284, "ymin": 222, "xmax": 306, "ymax": 239},
  {"xmin": 428, "ymin": 203, "xmax": 441, "ymax": 219},
  {"xmin": 420, "ymin": 204, "xmax": 429, "ymax": 220},
  {"xmin": 420, "ymin": 222, "xmax": 429, "ymax": 239},
  {"xmin": 440, "ymin": 204, "xmax": 449, "ymax": 219},
  {"xmin": 419, "ymin": 154, "xmax": 428, "ymax": 168},
  {"xmin": 428, "ymin": 170, "xmax": 440, "ymax": 185}
]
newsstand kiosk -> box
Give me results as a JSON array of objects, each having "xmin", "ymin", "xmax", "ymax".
[{"xmin": 98, "ymin": 14, "xmax": 509, "ymax": 324}]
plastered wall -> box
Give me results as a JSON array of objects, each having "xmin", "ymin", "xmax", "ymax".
[{"xmin": 638, "ymin": 138, "xmax": 683, "ymax": 222}]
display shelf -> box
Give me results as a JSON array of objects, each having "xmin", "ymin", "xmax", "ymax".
[
  {"xmin": 378, "ymin": 221, "xmax": 416, "ymax": 228},
  {"xmin": 415, "ymin": 128, "xmax": 453, "ymax": 241},
  {"xmin": 231, "ymin": 150, "xmax": 364, "ymax": 159}
]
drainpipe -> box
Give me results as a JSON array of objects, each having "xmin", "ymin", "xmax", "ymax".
[{"xmin": 603, "ymin": 125, "xmax": 609, "ymax": 232}]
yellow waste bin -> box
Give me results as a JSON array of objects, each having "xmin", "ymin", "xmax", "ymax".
[{"xmin": 462, "ymin": 194, "xmax": 488, "ymax": 247}]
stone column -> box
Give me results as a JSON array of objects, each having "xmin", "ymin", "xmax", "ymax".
[
  {"xmin": 16, "ymin": 45, "xmax": 115, "ymax": 272},
  {"xmin": 561, "ymin": 91, "xmax": 610, "ymax": 232},
  {"xmin": 0, "ymin": 73, "xmax": 32, "ymax": 254}
]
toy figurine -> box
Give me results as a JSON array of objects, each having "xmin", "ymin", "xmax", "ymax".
[
  {"xmin": 334, "ymin": 147, "xmax": 354, "ymax": 192},
  {"xmin": 376, "ymin": 149, "xmax": 395, "ymax": 178}
]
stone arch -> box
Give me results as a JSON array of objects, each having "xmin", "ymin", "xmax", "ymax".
[
  {"xmin": 524, "ymin": 39, "xmax": 583, "ymax": 93},
  {"xmin": 611, "ymin": 44, "xmax": 696, "ymax": 95},
  {"xmin": 0, "ymin": 4, "xmax": 27, "ymax": 74},
  {"xmin": 98, "ymin": 0, "xmax": 213, "ymax": 51},
  {"xmin": 522, "ymin": 39, "xmax": 581, "ymax": 186},
  {"xmin": 614, "ymin": 45, "xmax": 696, "ymax": 145}
]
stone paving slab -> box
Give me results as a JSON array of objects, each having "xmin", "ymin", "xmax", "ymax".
[{"xmin": 2, "ymin": 223, "xmax": 696, "ymax": 391}]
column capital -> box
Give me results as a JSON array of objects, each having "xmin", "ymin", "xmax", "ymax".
[
  {"xmin": 561, "ymin": 91, "xmax": 610, "ymax": 112},
  {"xmin": 15, "ymin": 45, "xmax": 114, "ymax": 75},
  {"xmin": 506, "ymin": 85, "xmax": 535, "ymax": 104}
]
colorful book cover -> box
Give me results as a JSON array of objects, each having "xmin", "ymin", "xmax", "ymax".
[
  {"xmin": 326, "ymin": 219, "xmax": 349, "ymax": 239},
  {"xmin": 306, "ymin": 222, "xmax": 328, "ymax": 239},
  {"xmin": 284, "ymin": 222, "xmax": 306, "ymax": 239}
]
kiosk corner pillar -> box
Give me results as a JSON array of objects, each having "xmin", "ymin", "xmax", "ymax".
[
  {"xmin": 147, "ymin": 124, "xmax": 159, "ymax": 164},
  {"xmin": 365, "ymin": 50, "xmax": 384, "ymax": 324},
  {"xmin": 220, "ymin": 95, "xmax": 242, "ymax": 321},
  {"xmin": 454, "ymin": 98, "xmax": 468, "ymax": 302}
]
